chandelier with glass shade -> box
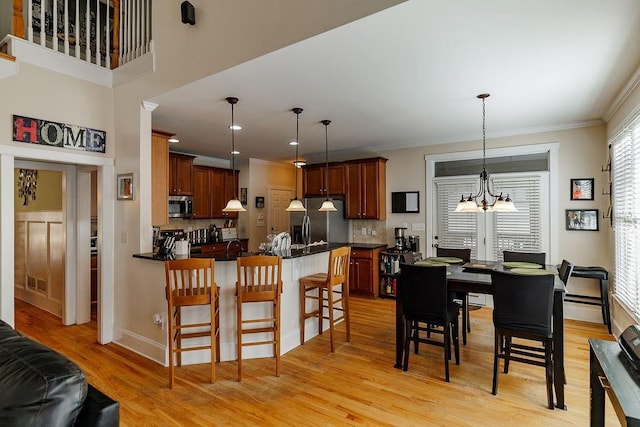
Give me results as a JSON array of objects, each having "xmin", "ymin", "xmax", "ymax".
[
  {"xmin": 222, "ymin": 96, "xmax": 246, "ymax": 212},
  {"xmin": 455, "ymin": 93, "xmax": 517, "ymax": 213},
  {"xmin": 286, "ymin": 107, "xmax": 307, "ymax": 212}
]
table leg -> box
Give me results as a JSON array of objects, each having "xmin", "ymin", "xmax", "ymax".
[
  {"xmin": 553, "ymin": 289, "xmax": 566, "ymax": 409},
  {"xmin": 395, "ymin": 286, "xmax": 404, "ymax": 369},
  {"xmin": 590, "ymin": 348, "xmax": 605, "ymax": 426}
]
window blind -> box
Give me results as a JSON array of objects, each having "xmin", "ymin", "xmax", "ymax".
[
  {"xmin": 435, "ymin": 178, "xmax": 478, "ymax": 259},
  {"xmin": 612, "ymin": 115, "xmax": 640, "ymax": 319},
  {"xmin": 491, "ymin": 176, "xmax": 542, "ymax": 261}
]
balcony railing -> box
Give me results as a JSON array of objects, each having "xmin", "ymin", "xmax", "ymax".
[{"xmin": 11, "ymin": 0, "xmax": 152, "ymax": 70}]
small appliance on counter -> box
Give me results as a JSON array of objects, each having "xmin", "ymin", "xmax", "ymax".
[
  {"xmin": 394, "ymin": 227, "xmax": 407, "ymax": 251},
  {"xmin": 408, "ymin": 235, "xmax": 420, "ymax": 252},
  {"xmin": 168, "ymin": 195, "xmax": 193, "ymax": 219},
  {"xmin": 221, "ymin": 227, "xmax": 237, "ymax": 241}
]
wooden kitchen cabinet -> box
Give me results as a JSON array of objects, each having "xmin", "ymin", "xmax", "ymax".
[
  {"xmin": 349, "ymin": 247, "xmax": 382, "ymax": 298},
  {"xmin": 169, "ymin": 152, "xmax": 195, "ymax": 195},
  {"xmin": 192, "ymin": 166, "xmax": 212, "ymax": 218},
  {"xmin": 302, "ymin": 163, "xmax": 345, "ymax": 197},
  {"xmin": 191, "ymin": 166, "xmax": 240, "ymax": 219},
  {"xmin": 151, "ymin": 131, "xmax": 170, "ymax": 226},
  {"xmin": 345, "ymin": 158, "xmax": 387, "ymax": 220}
]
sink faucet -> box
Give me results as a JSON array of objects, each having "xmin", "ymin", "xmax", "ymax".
[{"xmin": 225, "ymin": 239, "xmax": 243, "ymax": 256}]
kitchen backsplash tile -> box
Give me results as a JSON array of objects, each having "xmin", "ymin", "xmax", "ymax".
[{"xmin": 351, "ymin": 219, "xmax": 387, "ymax": 245}]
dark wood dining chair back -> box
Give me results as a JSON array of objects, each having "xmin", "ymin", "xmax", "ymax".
[
  {"xmin": 502, "ymin": 250, "xmax": 546, "ymax": 266},
  {"xmin": 399, "ymin": 263, "xmax": 460, "ymax": 381},
  {"xmin": 490, "ymin": 270, "xmax": 555, "ymax": 409},
  {"xmin": 558, "ymin": 259, "xmax": 574, "ymax": 287},
  {"xmin": 436, "ymin": 247, "xmax": 472, "ymax": 344},
  {"xmin": 436, "ymin": 247, "xmax": 471, "ymax": 262},
  {"xmin": 164, "ymin": 258, "xmax": 219, "ymax": 388}
]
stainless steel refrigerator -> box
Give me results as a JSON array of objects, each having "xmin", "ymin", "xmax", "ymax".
[{"xmin": 290, "ymin": 198, "xmax": 349, "ymax": 244}]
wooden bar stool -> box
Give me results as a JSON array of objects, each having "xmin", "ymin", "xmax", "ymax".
[
  {"xmin": 164, "ymin": 258, "xmax": 219, "ymax": 389},
  {"xmin": 236, "ymin": 255, "xmax": 282, "ymax": 381},
  {"xmin": 299, "ymin": 246, "xmax": 351, "ymax": 352}
]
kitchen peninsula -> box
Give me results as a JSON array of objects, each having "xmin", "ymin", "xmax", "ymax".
[{"xmin": 132, "ymin": 243, "xmax": 386, "ymax": 367}]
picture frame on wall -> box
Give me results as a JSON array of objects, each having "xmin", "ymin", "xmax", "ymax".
[
  {"xmin": 240, "ymin": 187, "xmax": 247, "ymax": 205},
  {"xmin": 566, "ymin": 209, "xmax": 599, "ymax": 231},
  {"xmin": 117, "ymin": 173, "xmax": 134, "ymax": 200},
  {"xmin": 255, "ymin": 196, "xmax": 265, "ymax": 208},
  {"xmin": 570, "ymin": 178, "xmax": 594, "ymax": 200}
]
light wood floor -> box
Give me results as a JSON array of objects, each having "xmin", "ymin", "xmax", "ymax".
[{"xmin": 15, "ymin": 297, "xmax": 618, "ymax": 426}]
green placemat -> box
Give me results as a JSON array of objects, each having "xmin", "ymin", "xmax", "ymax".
[
  {"xmin": 510, "ymin": 268, "xmax": 557, "ymax": 276},
  {"xmin": 415, "ymin": 260, "xmax": 450, "ymax": 267},
  {"xmin": 502, "ymin": 261, "xmax": 543, "ymax": 269},
  {"xmin": 428, "ymin": 256, "xmax": 464, "ymax": 264}
]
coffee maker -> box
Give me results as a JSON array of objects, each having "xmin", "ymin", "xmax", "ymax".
[
  {"xmin": 394, "ymin": 227, "xmax": 407, "ymax": 251},
  {"xmin": 408, "ymin": 235, "xmax": 420, "ymax": 252}
]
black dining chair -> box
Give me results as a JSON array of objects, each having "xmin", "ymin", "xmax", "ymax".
[
  {"xmin": 490, "ymin": 270, "xmax": 555, "ymax": 409},
  {"xmin": 502, "ymin": 250, "xmax": 546, "ymax": 266},
  {"xmin": 436, "ymin": 247, "xmax": 472, "ymax": 345},
  {"xmin": 399, "ymin": 263, "xmax": 460, "ymax": 382},
  {"xmin": 557, "ymin": 259, "xmax": 574, "ymax": 287}
]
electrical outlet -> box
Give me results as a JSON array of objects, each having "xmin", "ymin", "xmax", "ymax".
[
  {"xmin": 371, "ymin": 230, "xmax": 377, "ymax": 236},
  {"xmin": 361, "ymin": 227, "xmax": 367, "ymax": 235}
]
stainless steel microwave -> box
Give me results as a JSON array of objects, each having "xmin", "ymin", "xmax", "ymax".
[{"xmin": 168, "ymin": 195, "xmax": 193, "ymax": 218}]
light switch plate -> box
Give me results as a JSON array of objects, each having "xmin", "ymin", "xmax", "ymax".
[{"xmin": 411, "ymin": 223, "xmax": 425, "ymax": 231}]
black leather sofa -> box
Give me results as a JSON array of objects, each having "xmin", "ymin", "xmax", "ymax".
[{"xmin": 0, "ymin": 319, "xmax": 119, "ymax": 426}]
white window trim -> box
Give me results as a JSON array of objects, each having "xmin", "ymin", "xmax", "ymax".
[{"xmin": 425, "ymin": 143, "xmax": 559, "ymax": 263}]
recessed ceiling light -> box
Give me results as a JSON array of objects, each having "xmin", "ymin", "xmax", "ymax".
[
  {"xmin": 231, "ymin": 150, "xmax": 240, "ymax": 155},
  {"xmin": 168, "ymin": 136, "xmax": 179, "ymax": 143},
  {"xmin": 289, "ymin": 141, "xmax": 298, "ymax": 146},
  {"xmin": 229, "ymin": 125, "xmax": 242, "ymax": 130},
  {"xmin": 294, "ymin": 160, "xmax": 306, "ymax": 167}
]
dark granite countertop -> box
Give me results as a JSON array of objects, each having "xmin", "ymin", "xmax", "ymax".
[{"xmin": 133, "ymin": 242, "xmax": 387, "ymax": 262}]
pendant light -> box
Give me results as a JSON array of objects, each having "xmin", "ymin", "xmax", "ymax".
[
  {"xmin": 318, "ymin": 119, "xmax": 337, "ymax": 212},
  {"xmin": 222, "ymin": 96, "xmax": 246, "ymax": 212},
  {"xmin": 455, "ymin": 94, "xmax": 517, "ymax": 213},
  {"xmin": 286, "ymin": 108, "xmax": 307, "ymax": 212}
]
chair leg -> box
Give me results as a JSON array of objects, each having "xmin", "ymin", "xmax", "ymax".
[
  {"xmin": 237, "ymin": 295, "xmax": 243, "ymax": 382},
  {"xmin": 453, "ymin": 317, "xmax": 460, "ymax": 365},
  {"xmin": 275, "ymin": 298, "xmax": 281, "ymax": 378},
  {"xmin": 343, "ymin": 284, "xmax": 351, "ymax": 343},
  {"xmin": 492, "ymin": 331, "xmax": 500, "ymax": 395},
  {"xmin": 168, "ymin": 307, "xmax": 175, "ymax": 389},
  {"xmin": 318, "ymin": 287, "xmax": 324, "ymax": 336},
  {"xmin": 545, "ymin": 339, "xmax": 554, "ymax": 410},
  {"xmin": 462, "ymin": 296, "xmax": 468, "ymax": 345},
  {"xmin": 443, "ymin": 323, "xmax": 451, "ymax": 382},
  {"xmin": 210, "ymin": 299, "xmax": 216, "ymax": 384},
  {"xmin": 299, "ymin": 283, "xmax": 305, "ymax": 345},
  {"xmin": 414, "ymin": 321, "xmax": 420, "ymax": 354},
  {"xmin": 403, "ymin": 320, "xmax": 412, "ymax": 371},
  {"xmin": 215, "ymin": 293, "xmax": 221, "ymax": 363},
  {"xmin": 176, "ymin": 307, "xmax": 182, "ymax": 367},
  {"xmin": 503, "ymin": 336, "xmax": 511, "ymax": 373},
  {"xmin": 328, "ymin": 284, "xmax": 335, "ymax": 353}
]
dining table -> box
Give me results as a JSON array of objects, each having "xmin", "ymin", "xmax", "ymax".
[{"xmin": 393, "ymin": 260, "xmax": 568, "ymax": 410}]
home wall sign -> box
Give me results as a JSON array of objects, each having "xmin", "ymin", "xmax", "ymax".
[{"xmin": 12, "ymin": 115, "xmax": 106, "ymax": 153}]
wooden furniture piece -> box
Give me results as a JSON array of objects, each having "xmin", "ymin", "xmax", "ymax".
[
  {"xmin": 399, "ymin": 263, "xmax": 460, "ymax": 382},
  {"xmin": 191, "ymin": 165, "xmax": 239, "ymax": 219},
  {"xmin": 197, "ymin": 240, "xmax": 248, "ymax": 257},
  {"xmin": 345, "ymin": 158, "xmax": 387, "ymax": 220},
  {"xmin": 502, "ymin": 250, "xmax": 546, "ymax": 266},
  {"xmin": 394, "ymin": 261, "xmax": 569, "ymax": 409},
  {"xmin": 299, "ymin": 246, "xmax": 352, "ymax": 352},
  {"xmin": 436, "ymin": 247, "xmax": 472, "ymax": 345},
  {"xmin": 169, "ymin": 152, "xmax": 195, "ymax": 196},
  {"xmin": 236, "ymin": 255, "xmax": 283, "ymax": 381},
  {"xmin": 558, "ymin": 259, "xmax": 574, "ymax": 286},
  {"xmin": 349, "ymin": 246, "xmax": 383, "ymax": 298},
  {"xmin": 490, "ymin": 270, "xmax": 555, "ymax": 409},
  {"xmin": 589, "ymin": 338, "xmax": 640, "ymax": 426},
  {"xmin": 302, "ymin": 163, "xmax": 345, "ymax": 197},
  {"xmin": 568, "ymin": 266, "xmax": 611, "ymax": 333},
  {"xmin": 301, "ymin": 157, "xmax": 386, "ymax": 219},
  {"xmin": 151, "ymin": 131, "xmax": 170, "ymax": 226},
  {"xmin": 164, "ymin": 258, "xmax": 219, "ymax": 388}
]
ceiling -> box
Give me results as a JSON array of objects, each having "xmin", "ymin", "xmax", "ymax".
[{"xmin": 150, "ymin": 0, "xmax": 640, "ymax": 165}]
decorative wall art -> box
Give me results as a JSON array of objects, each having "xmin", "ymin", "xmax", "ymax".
[
  {"xmin": 570, "ymin": 178, "xmax": 594, "ymax": 201},
  {"xmin": 117, "ymin": 173, "xmax": 134, "ymax": 200},
  {"xmin": 566, "ymin": 209, "xmax": 599, "ymax": 231}
]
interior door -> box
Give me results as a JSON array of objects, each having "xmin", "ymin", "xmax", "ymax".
[{"xmin": 267, "ymin": 188, "xmax": 293, "ymax": 235}]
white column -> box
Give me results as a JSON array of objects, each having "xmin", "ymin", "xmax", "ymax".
[{"xmin": 0, "ymin": 153, "xmax": 15, "ymax": 325}]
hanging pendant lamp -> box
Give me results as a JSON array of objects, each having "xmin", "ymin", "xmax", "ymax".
[
  {"xmin": 286, "ymin": 108, "xmax": 307, "ymax": 212},
  {"xmin": 318, "ymin": 120, "xmax": 337, "ymax": 212},
  {"xmin": 455, "ymin": 94, "xmax": 517, "ymax": 213},
  {"xmin": 222, "ymin": 96, "xmax": 246, "ymax": 212}
]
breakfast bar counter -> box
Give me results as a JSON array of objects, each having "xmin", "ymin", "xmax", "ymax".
[{"xmin": 130, "ymin": 243, "xmax": 377, "ymax": 368}]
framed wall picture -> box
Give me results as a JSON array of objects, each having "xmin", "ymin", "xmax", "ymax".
[
  {"xmin": 117, "ymin": 173, "xmax": 134, "ymax": 200},
  {"xmin": 240, "ymin": 187, "xmax": 247, "ymax": 205},
  {"xmin": 570, "ymin": 178, "xmax": 594, "ymax": 200},
  {"xmin": 566, "ymin": 209, "xmax": 599, "ymax": 231},
  {"xmin": 255, "ymin": 196, "xmax": 265, "ymax": 208}
]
